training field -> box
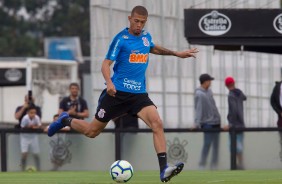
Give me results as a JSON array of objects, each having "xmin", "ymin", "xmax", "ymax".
[{"xmin": 0, "ymin": 170, "xmax": 282, "ymax": 184}]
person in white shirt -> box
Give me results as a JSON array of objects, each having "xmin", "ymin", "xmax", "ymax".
[{"xmin": 20, "ymin": 106, "xmax": 42, "ymax": 171}]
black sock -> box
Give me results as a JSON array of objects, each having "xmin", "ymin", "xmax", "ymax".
[
  {"xmin": 157, "ymin": 152, "xmax": 167, "ymax": 173},
  {"xmin": 62, "ymin": 117, "xmax": 73, "ymax": 127}
]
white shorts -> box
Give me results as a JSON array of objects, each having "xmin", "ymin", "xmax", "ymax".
[{"xmin": 20, "ymin": 135, "xmax": 40, "ymax": 154}]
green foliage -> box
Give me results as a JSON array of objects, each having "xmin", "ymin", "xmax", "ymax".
[{"xmin": 0, "ymin": 0, "xmax": 90, "ymax": 57}]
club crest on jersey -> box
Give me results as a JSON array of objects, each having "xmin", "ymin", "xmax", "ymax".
[
  {"xmin": 142, "ymin": 37, "xmax": 149, "ymax": 47},
  {"xmin": 129, "ymin": 53, "xmax": 148, "ymax": 63},
  {"xmin": 98, "ymin": 108, "xmax": 106, "ymax": 118}
]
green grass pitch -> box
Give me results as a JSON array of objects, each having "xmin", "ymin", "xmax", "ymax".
[{"xmin": 0, "ymin": 170, "xmax": 282, "ymax": 184}]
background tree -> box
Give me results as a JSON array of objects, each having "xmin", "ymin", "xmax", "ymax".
[{"xmin": 0, "ymin": 0, "xmax": 90, "ymax": 57}]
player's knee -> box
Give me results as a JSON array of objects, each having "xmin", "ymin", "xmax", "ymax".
[{"xmin": 151, "ymin": 118, "xmax": 163, "ymax": 131}]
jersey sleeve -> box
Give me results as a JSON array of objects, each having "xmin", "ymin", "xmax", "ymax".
[{"xmin": 105, "ymin": 35, "xmax": 124, "ymax": 61}]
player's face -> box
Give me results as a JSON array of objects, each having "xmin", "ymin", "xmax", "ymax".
[
  {"xmin": 70, "ymin": 85, "xmax": 79, "ymax": 97},
  {"xmin": 128, "ymin": 12, "xmax": 147, "ymax": 36}
]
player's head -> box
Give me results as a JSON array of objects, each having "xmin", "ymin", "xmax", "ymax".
[
  {"xmin": 27, "ymin": 106, "xmax": 37, "ymax": 118},
  {"xmin": 69, "ymin": 82, "xmax": 80, "ymax": 97},
  {"xmin": 128, "ymin": 6, "xmax": 148, "ymax": 36}
]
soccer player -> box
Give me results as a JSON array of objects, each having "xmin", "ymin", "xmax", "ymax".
[{"xmin": 48, "ymin": 5, "xmax": 198, "ymax": 182}]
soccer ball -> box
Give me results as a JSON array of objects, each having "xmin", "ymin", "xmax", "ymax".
[{"xmin": 110, "ymin": 160, "xmax": 133, "ymax": 183}]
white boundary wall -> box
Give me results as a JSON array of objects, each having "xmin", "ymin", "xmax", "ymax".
[{"xmin": 90, "ymin": 0, "xmax": 282, "ymax": 128}]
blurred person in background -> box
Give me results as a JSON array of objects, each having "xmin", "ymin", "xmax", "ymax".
[
  {"xmin": 270, "ymin": 80, "xmax": 282, "ymax": 162},
  {"xmin": 20, "ymin": 106, "xmax": 42, "ymax": 171},
  {"xmin": 59, "ymin": 82, "xmax": 89, "ymax": 119},
  {"xmin": 194, "ymin": 73, "xmax": 221, "ymax": 170},
  {"xmin": 15, "ymin": 94, "xmax": 41, "ymax": 129},
  {"xmin": 223, "ymin": 76, "xmax": 247, "ymax": 169}
]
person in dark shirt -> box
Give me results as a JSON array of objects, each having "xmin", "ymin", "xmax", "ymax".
[
  {"xmin": 224, "ymin": 76, "xmax": 247, "ymax": 169},
  {"xmin": 15, "ymin": 95, "xmax": 41, "ymax": 129},
  {"xmin": 270, "ymin": 80, "xmax": 282, "ymax": 162},
  {"xmin": 59, "ymin": 82, "xmax": 89, "ymax": 119}
]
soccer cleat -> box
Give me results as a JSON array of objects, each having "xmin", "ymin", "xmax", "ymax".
[
  {"xmin": 160, "ymin": 162, "xmax": 184, "ymax": 183},
  {"xmin": 47, "ymin": 112, "xmax": 69, "ymax": 137}
]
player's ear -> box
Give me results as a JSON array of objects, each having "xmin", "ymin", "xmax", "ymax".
[{"xmin": 128, "ymin": 16, "xmax": 131, "ymax": 21}]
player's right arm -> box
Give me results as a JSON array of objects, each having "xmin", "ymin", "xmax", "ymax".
[
  {"xmin": 101, "ymin": 59, "xmax": 116, "ymax": 97},
  {"xmin": 103, "ymin": 32, "xmax": 124, "ymax": 97}
]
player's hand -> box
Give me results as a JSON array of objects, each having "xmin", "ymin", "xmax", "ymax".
[
  {"xmin": 176, "ymin": 48, "xmax": 199, "ymax": 58},
  {"xmin": 107, "ymin": 82, "xmax": 117, "ymax": 97}
]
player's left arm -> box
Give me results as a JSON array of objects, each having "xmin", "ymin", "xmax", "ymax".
[{"xmin": 150, "ymin": 44, "xmax": 199, "ymax": 58}]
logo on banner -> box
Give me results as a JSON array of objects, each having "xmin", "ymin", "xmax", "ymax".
[
  {"xmin": 273, "ymin": 13, "xmax": 282, "ymax": 34},
  {"xmin": 4, "ymin": 69, "xmax": 22, "ymax": 82},
  {"xmin": 199, "ymin": 10, "xmax": 231, "ymax": 36}
]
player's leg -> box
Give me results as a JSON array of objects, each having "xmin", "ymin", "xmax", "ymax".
[
  {"xmin": 48, "ymin": 89, "xmax": 112, "ymax": 137},
  {"xmin": 70, "ymin": 118, "xmax": 107, "ymax": 138},
  {"xmin": 48, "ymin": 112, "xmax": 107, "ymax": 138},
  {"xmin": 137, "ymin": 105, "xmax": 166, "ymax": 153},
  {"xmin": 137, "ymin": 105, "xmax": 184, "ymax": 182}
]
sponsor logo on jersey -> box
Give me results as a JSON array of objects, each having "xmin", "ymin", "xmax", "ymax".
[
  {"xmin": 123, "ymin": 78, "xmax": 142, "ymax": 91},
  {"xmin": 129, "ymin": 53, "xmax": 148, "ymax": 63},
  {"xmin": 142, "ymin": 37, "xmax": 149, "ymax": 47}
]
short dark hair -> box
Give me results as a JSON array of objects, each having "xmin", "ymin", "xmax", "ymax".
[
  {"xmin": 27, "ymin": 105, "xmax": 36, "ymax": 112},
  {"xmin": 131, "ymin": 6, "xmax": 148, "ymax": 16},
  {"xmin": 53, "ymin": 114, "xmax": 59, "ymax": 119},
  {"xmin": 69, "ymin": 82, "xmax": 79, "ymax": 89}
]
